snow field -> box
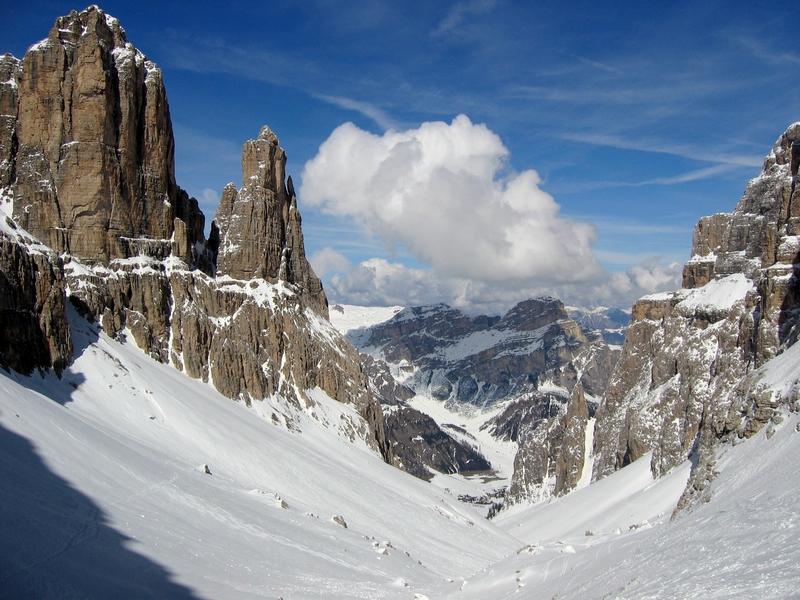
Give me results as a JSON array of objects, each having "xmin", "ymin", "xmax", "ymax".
[{"xmin": 0, "ymin": 310, "xmax": 517, "ymax": 599}]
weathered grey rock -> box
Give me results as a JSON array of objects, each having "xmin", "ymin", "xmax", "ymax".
[
  {"xmin": 0, "ymin": 7, "xmax": 390, "ymax": 465},
  {"xmin": 358, "ymin": 298, "xmax": 609, "ymax": 408},
  {"xmin": 384, "ymin": 405, "xmax": 490, "ymax": 480},
  {"xmin": 503, "ymin": 384, "xmax": 589, "ymax": 504},
  {"xmin": 347, "ymin": 297, "xmax": 619, "ymax": 501},
  {"xmin": 4, "ymin": 6, "xmax": 206, "ymax": 266},
  {"xmin": 593, "ymin": 122, "xmax": 800, "ymax": 486}
]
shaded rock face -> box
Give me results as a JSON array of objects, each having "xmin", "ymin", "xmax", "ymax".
[
  {"xmin": 593, "ymin": 122, "xmax": 800, "ymax": 485},
  {"xmin": 349, "ymin": 297, "xmax": 619, "ymax": 501},
  {"xmin": 0, "ymin": 222, "xmax": 71, "ymax": 376},
  {"xmin": 384, "ymin": 405, "xmax": 490, "ymax": 481},
  {"xmin": 361, "ymin": 353, "xmax": 487, "ymax": 479},
  {"xmin": 0, "ymin": 7, "xmax": 389, "ymax": 464},
  {"xmin": 2, "ymin": 7, "xmax": 206, "ymax": 266},
  {"xmin": 500, "ymin": 385, "xmax": 589, "ymax": 504}
]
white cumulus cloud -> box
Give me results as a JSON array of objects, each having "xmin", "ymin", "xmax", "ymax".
[
  {"xmin": 300, "ymin": 115, "xmax": 602, "ymax": 284},
  {"xmin": 308, "ymin": 247, "xmax": 351, "ymax": 277},
  {"xmin": 325, "ymin": 257, "xmax": 683, "ymax": 315}
]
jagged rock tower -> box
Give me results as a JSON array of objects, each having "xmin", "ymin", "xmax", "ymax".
[
  {"xmin": 0, "ymin": 8, "xmax": 205, "ymax": 266},
  {"xmin": 0, "ymin": 6, "xmax": 390, "ymax": 462}
]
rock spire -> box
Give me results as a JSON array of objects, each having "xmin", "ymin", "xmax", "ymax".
[{"xmin": 1, "ymin": 6, "xmax": 206, "ymax": 266}]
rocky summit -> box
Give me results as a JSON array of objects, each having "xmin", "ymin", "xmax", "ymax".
[
  {"xmin": 0, "ymin": 6, "xmax": 389, "ymax": 462},
  {"xmin": 592, "ymin": 123, "xmax": 800, "ymax": 505}
]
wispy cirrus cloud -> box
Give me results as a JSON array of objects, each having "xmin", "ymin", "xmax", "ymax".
[
  {"xmin": 573, "ymin": 55, "xmax": 622, "ymax": 75},
  {"xmin": 737, "ymin": 37, "xmax": 800, "ymax": 66},
  {"xmin": 162, "ymin": 35, "xmax": 319, "ymax": 88},
  {"xmin": 313, "ymin": 94, "xmax": 398, "ymax": 131},
  {"xmin": 559, "ymin": 132, "xmax": 763, "ymax": 167},
  {"xmin": 431, "ymin": 0, "xmax": 498, "ymax": 36}
]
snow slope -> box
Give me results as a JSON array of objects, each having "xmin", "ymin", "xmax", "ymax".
[
  {"xmin": 0, "ymin": 309, "xmax": 517, "ymax": 599},
  {"xmin": 328, "ymin": 304, "xmax": 404, "ymax": 334},
  {"xmin": 426, "ymin": 347, "xmax": 800, "ymax": 599},
  {"xmin": 3, "ymin": 306, "xmax": 800, "ymax": 598}
]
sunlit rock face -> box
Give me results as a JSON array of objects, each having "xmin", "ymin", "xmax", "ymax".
[
  {"xmin": 2, "ymin": 7, "xmax": 206, "ymax": 267},
  {"xmin": 593, "ymin": 123, "xmax": 800, "ymax": 485},
  {"xmin": 0, "ymin": 6, "xmax": 390, "ymax": 464},
  {"xmin": 211, "ymin": 126, "xmax": 327, "ymax": 316}
]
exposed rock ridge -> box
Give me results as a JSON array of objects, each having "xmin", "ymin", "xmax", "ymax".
[
  {"xmin": 345, "ymin": 297, "xmax": 619, "ymax": 504},
  {"xmin": 359, "ymin": 297, "xmax": 614, "ymax": 407},
  {"xmin": 593, "ymin": 123, "xmax": 800, "ymax": 486},
  {"xmin": 0, "ymin": 218, "xmax": 72, "ymax": 376},
  {"xmin": 211, "ymin": 126, "xmax": 327, "ymax": 316},
  {"xmin": 0, "ymin": 7, "xmax": 388, "ymax": 463}
]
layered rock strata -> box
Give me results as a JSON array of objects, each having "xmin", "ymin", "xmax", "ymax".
[
  {"xmin": 357, "ymin": 298, "xmax": 616, "ymax": 407},
  {"xmin": 0, "ymin": 6, "xmax": 389, "ymax": 463},
  {"xmin": 593, "ymin": 123, "xmax": 800, "ymax": 485},
  {"xmin": 501, "ymin": 384, "xmax": 590, "ymax": 504},
  {"xmin": 0, "ymin": 219, "xmax": 71, "ymax": 376},
  {"xmin": 211, "ymin": 128, "xmax": 326, "ymax": 315}
]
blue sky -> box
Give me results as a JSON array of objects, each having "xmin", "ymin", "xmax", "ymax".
[{"xmin": 4, "ymin": 1, "xmax": 800, "ymax": 312}]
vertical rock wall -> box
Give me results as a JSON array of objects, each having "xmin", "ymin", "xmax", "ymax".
[
  {"xmin": 593, "ymin": 123, "xmax": 800, "ymax": 483},
  {"xmin": 212, "ymin": 126, "xmax": 327, "ymax": 316},
  {"xmin": 4, "ymin": 7, "xmax": 205, "ymax": 266},
  {"xmin": 0, "ymin": 6, "xmax": 388, "ymax": 463}
]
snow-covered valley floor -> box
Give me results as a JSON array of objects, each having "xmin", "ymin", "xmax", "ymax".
[{"xmin": 2, "ymin": 310, "xmax": 800, "ymax": 598}]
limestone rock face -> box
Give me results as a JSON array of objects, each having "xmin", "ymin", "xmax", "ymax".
[
  {"xmin": 344, "ymin": 297, "xmax": 620, "ymax": 501},
  {"xmin": 0, "ymin": 7, "xmax": 390, "ymax": 464},
  {"xmin": 213, "ymin": 128, "xmax": 327, "ymax": 316},
  {"xmin": 62, "ymin": 258, "xmax": 390, "ymax": 462},
  {"xmin": 357, "ymin": 298, "xmax": 610, "ymax": 408},
  {"xmin": 0, "ymin": 220, "xmax": 71, "ymax": 376},
  {"xmin": 3, "ymin": 6, "xmax": 206, "ymax": 266},
  {"xmin": 383, "ymin": 405, "xmax": 490, "ymax": 481},
  {"xmin": 593, "ymin": 122, "xmax": 800, "ymax": 485}
]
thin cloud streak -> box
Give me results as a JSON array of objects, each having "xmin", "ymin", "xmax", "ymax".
[
  {"xmin": 737, "ymin": 37, "xmax": 800, "ymax": 66},
  {"xmin": 431, "ymin": 0, "xmax": 498, "ymax": 36},
  {"xmin": 313, "ymin": 94, "xmax": 399, "ymax": 131},
  {"xmin": 560, "ymin": 132, "xmax": 763, "ymax": 167},
  {"xmin": 573, "ymin": 55, "xmax": 622, "ymax": 75}
]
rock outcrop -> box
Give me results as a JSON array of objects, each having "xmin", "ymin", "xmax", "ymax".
[
  {"xmin": 342, "ymin": 297, "xmax": 620, "ymax": 501},
  {"xmin": 383, "ymin": 405, "xmax": 490, "ymax": 481},
  {"xmin": 592, "ymin": 123, "xmax": 800, "ymax": 487},
  {"xmin": 3, "ymin": 7, "xmax": 206, "ymax": 266},
  {"xmin": 0, "ymin": 219, "xmax": 71, "ymax": 376},
  {"xmin": 212, "ymin": 128, "xmax": 326, "ymax": 315},
  {"xmin": 501, "ymin": 384, "xmax": 590, "ymax": 503},
  {"xmin": 357, "ymin": 298, "xmax": 616, "ymax": 407},
  {"xmin": 0, "ymin": 6, "xmax": 390, "ymax": 464}
]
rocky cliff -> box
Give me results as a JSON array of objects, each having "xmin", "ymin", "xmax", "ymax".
[
  {"xmin": 211, "ymin": 128, "xmax": 326, "ymax": 316},
  {"xmin": 1, "ymin": 8, "xmax": 206, "ymax": 266},
  {"xmin": 0, "ymin": 6, "xmax": 389, "ymax": 462},
  {"xmin": 592, "ymin": 123, "xmax": 800, "ymax": 490}
]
